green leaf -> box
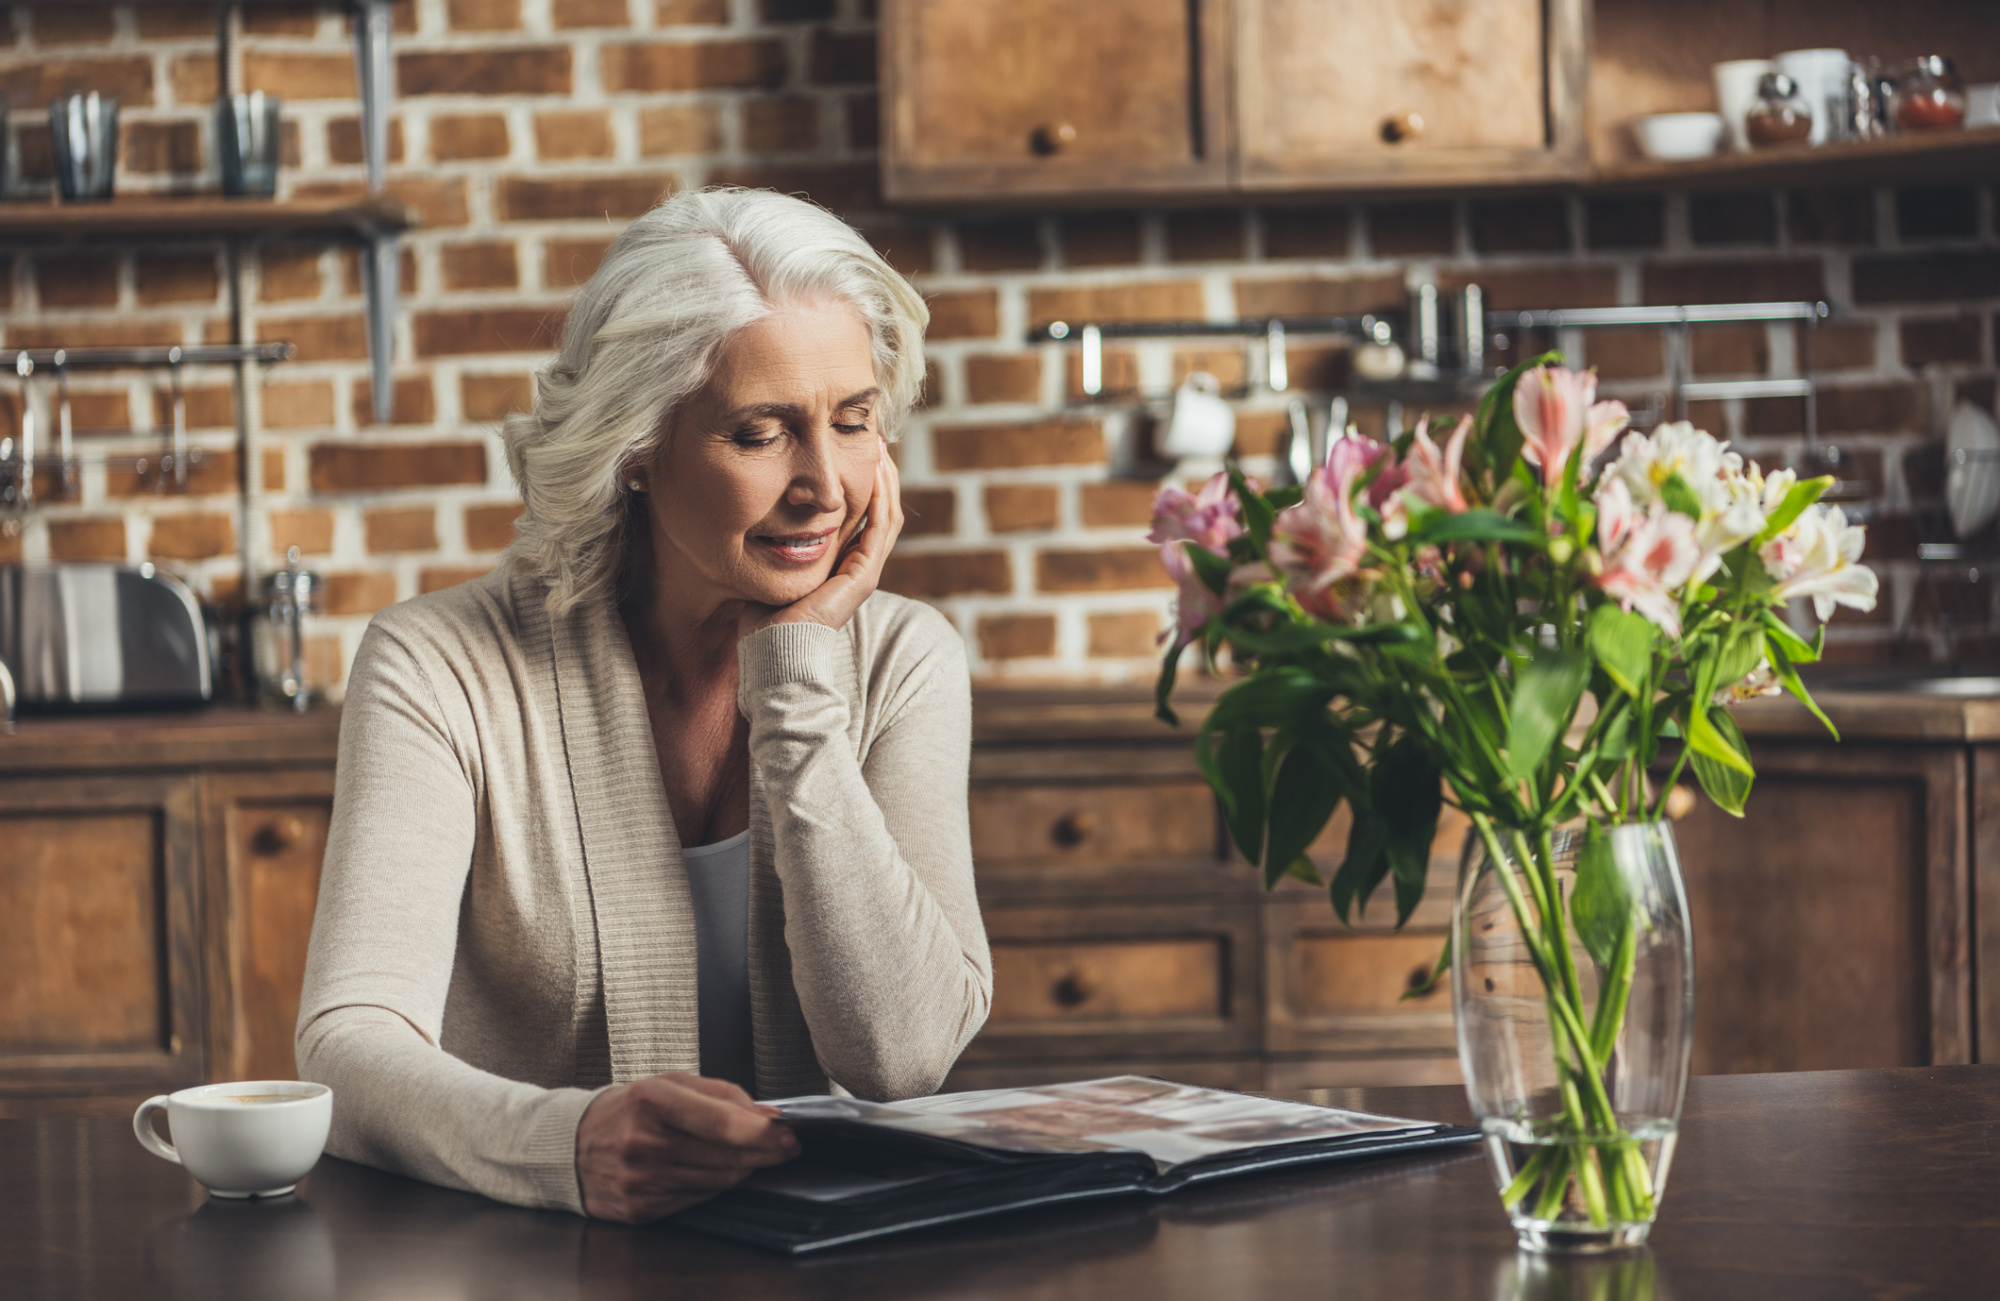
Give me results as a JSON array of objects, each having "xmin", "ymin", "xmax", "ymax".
[
  {"xmin": 1400, "ymin": 937, "xmax": 1451, "ymax": 1001},
  {"xmin": 1689, "ymin": 707, "xmax": 1755, "ymax": 814},
  {"xmin": 1504, "ymin": 647, "xmax": 1591, "ymax": 782},
  {"xmin": 1757, "ymin": 475, "xmax": 1832, "ymax": 542},
  {"xmin": 1711, "ymin": 627, "xmax": 1768, "ymax": 692},
  {"xmin": 1571, "ymin": 827, "xmax": 1634, "ymax": 971},
  {"xmin": 1659, "ymin": 471, "xmax": 1705, "ymax": 520},
  {"xmin": 1285, "ymin": 856, "xmax": 1324, "ymax": 886},
  {"xmin": 1330, "ymin": 811, "xmax": 1390, "ymax": 925},
  {"xmin": 1596, "ymin": 700, "xmax": 1636, "ymax": 761},
  {"xmin": 1202, "ymin": 727, "xmax": 1268, "ymax": 863},
  {"xmin": 1184, "ymin": 542, "xmax": 1233, "ymax": 597},
  {"xmin": 1203, "ymin": 668, "xmax": 1337, "ymax": 734},
  {"xmin": 1264, "ymin": 484, "xmax": 1304, "ymax": 511},
  {"xmin": 1263, "ymin": 733, "xmax": 1351, "ymax": 890},
  {"xmin": 1154, "ymin": 636, "xmax": 1183, "ymax": 726},
  {"xmin": 1684, "ymin": 696, "xmax": 1754, "ymax": 779},
  {"xmin": 1406, "ymin": 507, "xmax": 1545, "ymax": 547},
  {"xmin": 1766, "ymin": 640, "xmax": 1838, "ymax": 740},
  {"xmin": 1228, "ymin": 462, "xmax": 1277, "ymax": 553},
  {"xmin": 1760, "ymin": 608, "xmax": 1820, "ymax": 664},
  {"xmin": 1587, "ymin": 604, "xmax": 1655, "ymax": 697},
  {"xmin": 1224, "ymin": 618, "xmax": 1421, "ymax": 657},
  {"xmin": 1375, "ymin": 737, "xmax": 1443, "ymax": 926}
]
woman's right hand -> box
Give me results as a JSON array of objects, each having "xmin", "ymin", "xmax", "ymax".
[{"xmin": 575, "ymin": 1072, "xmax": 800, "ymax": 1222}]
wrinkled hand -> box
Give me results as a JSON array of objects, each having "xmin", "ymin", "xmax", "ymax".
[
  {"xmin": 741, "ymin": 438, "xmax": 904, "ymax": 637},
  {"xmin": 575, "ymin": 1072, "xmax": 798, "ymax": 1223}
]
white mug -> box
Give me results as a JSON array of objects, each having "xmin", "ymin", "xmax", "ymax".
[
  {"xmin": 1775, "ymin": 48, "xmax": 1852, "ymax": 145},
  {"xmin": 134, "ymin": 1081, "xmax": 332, "ymax": 1198},
  {"xmin": 1160, "ymin": 372, "xmax": 1237, "ymax": 458},
  {"xmin": 1712, "ymin": 59, "xmax": 1776, "ymax": 153}
]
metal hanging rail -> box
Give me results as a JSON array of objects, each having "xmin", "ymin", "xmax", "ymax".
[
  {"xmin": 3, "ymin": 341, "xmax": 293, "ymax": 510},
  {"xmin": 1033, "ymin": 300, "xmax": 1831, "ymax": 446}
]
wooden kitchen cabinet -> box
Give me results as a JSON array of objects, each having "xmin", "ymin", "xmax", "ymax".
[
  {"xmin": 0, "ymin": 773, "xmax": 207, "ymax": 1115},
  {"xmin": 880, "ymin": 0, "xmax": 1586, "ymax": 204},
  {"xmin": 1233, "ymin": 0, "xmax": 1587, "ymax": 193},
  {"xmin": 200, "ymin": 771, "xmax": 335, "ymax": 1086},
  {"xmin": 881, "ymin": 0, "xmax": 1230, "ymax": 203}
]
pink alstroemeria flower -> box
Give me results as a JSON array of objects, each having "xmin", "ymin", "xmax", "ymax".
[
  {"xmin": 1593, "ymin": 476, "xmax": 1700, "ymax": 637},
  {"xmin": 1148, "ymin": 471, "xmax": 1245, "ymax": 552},
  {"xmin": 1514, "ymin": 366, "xmax": 1631, "ymax": 488},
  {"xmin": 1271, "ymin": 437, "xmax": 1381, "ymax": 620},
  {"xmin": 1404, "ymin": 415, "xmax": 1472, "ymax": 513},
  {"xmin": 1161, "ymin": 541, "xmax": 1226, "ymax": 640}
]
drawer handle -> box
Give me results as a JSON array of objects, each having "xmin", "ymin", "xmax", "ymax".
[
  {"xmin": 1052, "ymin": 969, "xmax": 1098, "ymax": 1007},
  {"xmin": 1380, "ymin": 111, "xmax": 1424, "ymax": 144},
  {"xmin": 1051, "ymin": 810, "xmax": 1097, "ymax": 848},
  {"xmin": 255, "ymin": 815, "xmax": 307, "ymax": 855},
  {"xmin": 1031, "ymin": 121, "xmax": 1078, "ymax": 156}
]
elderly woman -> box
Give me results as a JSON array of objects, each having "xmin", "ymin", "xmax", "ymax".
[{"xmin": 295, "ymin": 188, "xmax": 991, "ymax": 1223}]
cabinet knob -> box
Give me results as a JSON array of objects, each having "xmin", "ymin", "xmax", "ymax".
[
  {"xmin": 256, "ymin": 814, "xmax": 307, "ymax": 855},
  {"xmin": 1406, "ymin": 965, "xmax": 1433, "ymax": 994},
  {"xmin": 1051, "ymin": 809, "xmax": 1098, "ymax": 847},
  {"xmin": 1052, "ymin": 969, "xmax": 1098, "ymax": 1007},
  {"xmin": 1031, "ymin": 122, "xmax": 1078, "ymax": 156},
  {"xmin": 1380, "ymin": 111, "xmax": 1424, "ymax": 144}
]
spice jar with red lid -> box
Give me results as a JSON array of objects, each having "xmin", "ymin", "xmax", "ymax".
[
  {"xmin": 1894, "ymin": 56, "xmax": 1966, "ymax": 130},
  {"xmin": 1747, "ymin": 72, "xmax": 1814, "ymax": 147}
]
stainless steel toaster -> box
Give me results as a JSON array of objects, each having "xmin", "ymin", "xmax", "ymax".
[{"xmin": 0, "ymin": 564, "xmax": 212, "ymax": 713}]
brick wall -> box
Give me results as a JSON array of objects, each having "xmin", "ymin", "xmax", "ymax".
[{"xmin": 3, "ymin": 1, "xmax": 1998, "ymax": 691}]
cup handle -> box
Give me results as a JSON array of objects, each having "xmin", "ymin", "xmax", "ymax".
[{"xmin": 133, "ymin": 1096, "xmax": 180, "ymax": 1166}]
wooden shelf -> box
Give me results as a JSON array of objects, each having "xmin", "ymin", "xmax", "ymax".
[
  {"xmin": 1592, "ymin": 125, "xmax": 2000, "ymax": 193},
  {"xmin": 0, "ymin": 194, "xmax": 414, "ymax": 242}
]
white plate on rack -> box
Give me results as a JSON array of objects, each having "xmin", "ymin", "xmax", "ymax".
[{"xmin": 1946, "ymin": 400, "xmax": 2000, "ymax": 539}]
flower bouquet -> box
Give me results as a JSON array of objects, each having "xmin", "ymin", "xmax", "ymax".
[{"xmin": 1150, "ymin": 356, "xmax": 1877, "ymax": 1249}]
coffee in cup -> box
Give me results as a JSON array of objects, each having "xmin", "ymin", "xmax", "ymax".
[{"xmin": 133, "ymin": 1081, "xmax": 332, "ymax": 1198}]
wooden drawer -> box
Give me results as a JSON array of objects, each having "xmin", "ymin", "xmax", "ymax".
[
  {"xmin": 970, "ymin": 779, "xmax": 1219, "ymax": 869},
  {"xmin": 1263, "ymin": 1055, "xmax": 1464, "ymax": 1092},
  {"xmin": 1264, "ymin": 885, "xmax": 1457, "ymax": 1057},
  {"xmin": 964, "ymin": 902, "xmax": 1260, "ymax": 1062}
]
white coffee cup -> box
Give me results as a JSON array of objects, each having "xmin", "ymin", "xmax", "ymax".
[
  {"xmin": 1160, "ymin": 372, "xmax": 1236, "ymax": 458},
  {"xmin": 1776, "ymin": 48, "xmax": 1852, "ymax": 145},
  {"xmin": 134, "ymin": 1080, "xmax": 332, "ymax": 1198},
  {"xmin": 1712, "ymin": 59, "xmax": 1776, "ymax": 153}
]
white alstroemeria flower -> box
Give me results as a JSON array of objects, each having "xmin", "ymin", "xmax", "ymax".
[
  {"xmin": 1693, "ymin": 468, "xmax": 1768, "ymax": 580},
  {"xmin": 1758, "ymin": 502, "xmax": 1879, "ymax": 622},
  {"xmin": 1713, "ymin": 660, "xmax": 1783, "ymax": 707},
  {"xmin": 1749, "ymin": 464, "xmax": 1798, "ymax": 515},
  {"xmin": 1611, "ymin": 421, "xmax": 1738, "ymax": 514}
]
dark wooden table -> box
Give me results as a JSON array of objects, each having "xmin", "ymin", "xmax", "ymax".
[{"xmin": 10, "ymin": 1066, "xmax": 1999, "ymax": 1300}]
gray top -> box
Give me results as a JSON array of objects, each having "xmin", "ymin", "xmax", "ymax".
[{"xmin": 680, "ymin": 830, "xmax": 755, "ymax": 1097}]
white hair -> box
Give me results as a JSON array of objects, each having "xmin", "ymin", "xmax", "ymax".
[{"xmin": 501, "ymin": 187, "xmax": 930, "ymax": 614}]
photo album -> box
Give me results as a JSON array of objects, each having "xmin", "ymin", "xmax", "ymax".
[{"xmin": 672, "ymin": 1076, "xmax": 1479, "ymax": 1253}]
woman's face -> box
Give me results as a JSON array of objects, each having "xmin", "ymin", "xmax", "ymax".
[{"xmin": 636, "ymin": 299, "xmax": 883, "ymax": 615}]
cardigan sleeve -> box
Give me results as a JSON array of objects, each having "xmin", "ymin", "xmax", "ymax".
[
  {"xmin": 294, "ymin": 624, "xmax": 599, "ymax": 1214},
  {"xmin": 737, "ymin": 616, "xmax": 992, "ymax": 1100}
]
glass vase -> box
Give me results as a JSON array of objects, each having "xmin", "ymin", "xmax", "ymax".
[{"xmin": 1452, "ymin": 820, "xmax": 1694, "ymax": 1253}]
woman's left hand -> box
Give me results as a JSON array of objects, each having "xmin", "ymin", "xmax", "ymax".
[{"xmin": 743, "ymin": 438, "xmax": 903, "ymax": 635}]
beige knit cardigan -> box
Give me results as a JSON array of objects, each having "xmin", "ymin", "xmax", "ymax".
[{"xmin": 294, "ymin": 563, "xmax": 992, "ymax": 1213}]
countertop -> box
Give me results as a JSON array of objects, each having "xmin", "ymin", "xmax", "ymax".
[{"xmin": 5, "ymin": 674, "xmax": 1999, "ymax": 774}]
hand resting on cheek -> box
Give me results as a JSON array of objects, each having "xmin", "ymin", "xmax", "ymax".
[{"xmin": 737, "ymin": 436, "xmax": 905, "ymax": 639}]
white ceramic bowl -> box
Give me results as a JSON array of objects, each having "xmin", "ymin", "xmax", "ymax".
[{"xmin": 1632, "ymin": 112, "xmax": 1726, "ymax": 161}]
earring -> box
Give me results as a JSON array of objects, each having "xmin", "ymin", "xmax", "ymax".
[{"xmin": 626, "ymin": 478, "xmax": 644, "ymax": 492}]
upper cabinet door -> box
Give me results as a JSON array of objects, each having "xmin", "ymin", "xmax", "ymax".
[
  {"xmin": 881, "ymin": 0, "xmax": 1232, "ymax": 204},
  {"xmin": 1233, "ymin": 0, "xmax": 1586, "ymax": 190}
]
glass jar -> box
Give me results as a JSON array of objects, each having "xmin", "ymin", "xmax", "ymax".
[
  {"xmin": 1745, "ymin": 72, "xmax": 1814, "ymax": 147},
  {"xmin": 254, "ymin": 547, "xmax": 320, "ymax": 712},
  {"xmin": 1894, "ymin": 56, "xmax": 1966, "ymax": 130}
]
